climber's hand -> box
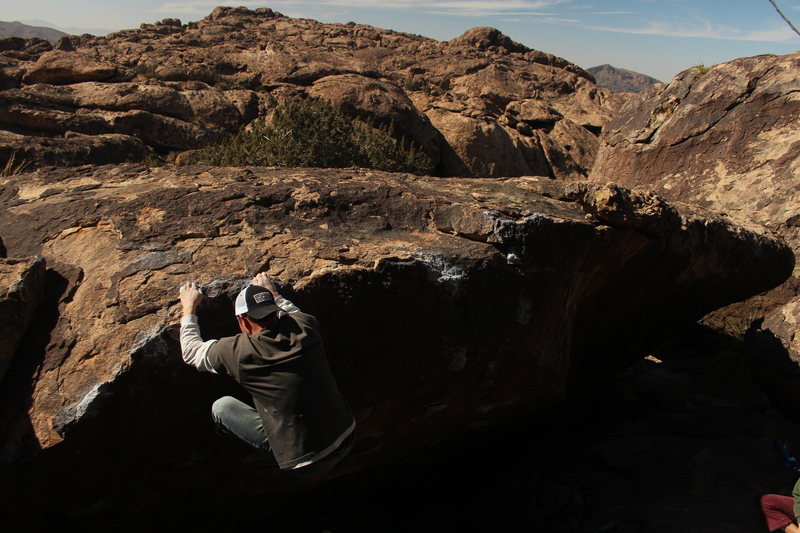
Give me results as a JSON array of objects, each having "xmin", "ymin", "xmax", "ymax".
[
  {"xmin": 252, "ymin": 272, "xmax": 279, "ymax": 299},
  {"xmin": 180, "ymin": 281, "xmax": 204, "ymax": 317}
]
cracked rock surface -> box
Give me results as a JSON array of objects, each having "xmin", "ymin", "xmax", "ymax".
[
  {"xmin": 589, "ymin": 52, "xmax": 800, "ymax": 359},
  {"xmin": 0, "ymin": 164, "xmax": 791, "ymax": 525}
]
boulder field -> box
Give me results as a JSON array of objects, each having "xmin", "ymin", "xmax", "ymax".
[
  {"xmin": 0, "ymin": 164, "xmax": 792, "ymax": 527},
  {"xmin": 1, "ymin": 7, "xmax": 799, "ymax": 530},
  {"xmin": 0, "ymin": 6, "xmax": 627, "ymax": 178}
]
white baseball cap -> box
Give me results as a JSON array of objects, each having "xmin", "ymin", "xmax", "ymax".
[{"xmin": 234, "ymin": 285, "xmax": 280, "ymax": 319}]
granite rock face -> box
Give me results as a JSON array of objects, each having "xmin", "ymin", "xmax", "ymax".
[
  {"xmin": 0, "ymin": 164, "xmax": 791, "ymax": 524},
  {"xmin": 0, "ymin": 8, "xmax": 628, "ymax": 177},
  {"xmin": 0, "ymin": 256, "xmax": 45, "ymax": 382},
  {"xmin": 590, "ymin": 52, "xmax": 800, "ymax": 356}
]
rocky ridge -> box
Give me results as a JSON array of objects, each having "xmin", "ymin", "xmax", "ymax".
[
  {"xmin": 589, "ymin": 52, "xmax": 800, "ymax": 363},
  {"xmin": 0, "ymin": 21, "xmax": 66, "ymax": 44},
  {"xmin": 0, "ymin": 163, "xmax": 792, "ymax": 527},
  {"xmin": 0, "ymin": 6, "xmax": 627, "ymax": 178}
]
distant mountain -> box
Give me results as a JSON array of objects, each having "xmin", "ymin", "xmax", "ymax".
[
  {"xmin": 0, "ymin": 20, "xmax": 66, "ymax": 43},
  {"xmin": 588, "ymin": 64, "xmax": 661, "ymax": 93},
  {"xmin": 21, "ymin": 19, "xmax": 113, "ymax": 37}
]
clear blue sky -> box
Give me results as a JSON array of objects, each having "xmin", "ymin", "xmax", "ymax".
[{"xmin": 3, "ymin": 0, "xmax": 799, "ymax": 82}]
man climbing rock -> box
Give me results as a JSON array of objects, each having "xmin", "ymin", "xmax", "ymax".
[{"xmin": 178, "ymin": 272, "xmax": 355, "ymax": 477}]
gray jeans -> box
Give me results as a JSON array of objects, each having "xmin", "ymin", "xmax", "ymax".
[{"xmin": 211, "ymin": 396, "xmax": 353, "ymax": 479}]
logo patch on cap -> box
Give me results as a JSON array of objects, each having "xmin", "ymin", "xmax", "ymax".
[{"xmin": 253, "ymin": 292, "xmax": 272, "ymax": 304}]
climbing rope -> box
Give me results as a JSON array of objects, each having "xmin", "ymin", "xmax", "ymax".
[{"xmin": 767, "ymin": 0, "xmax": 800, "ymax": 37}]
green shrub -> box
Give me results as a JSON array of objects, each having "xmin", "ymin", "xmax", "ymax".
[
  {"xmin": 142, "ymin": 153, "xmax": 165, "ymax": 167},
  {"xmin": 187, "ymin": 97, "xmax": 433, "ymax": 174}
]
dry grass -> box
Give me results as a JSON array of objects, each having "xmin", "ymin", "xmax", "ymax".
[{"xmin": 1, "ymin": 152, "xmax": 30, "ymax": 177}]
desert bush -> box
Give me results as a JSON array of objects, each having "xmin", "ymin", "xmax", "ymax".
[
  {"xmin": 693, "ymin": 64, "xmax": 711, "ymax": 76},
  {"xmin": 187, "ymin": 97, "xmax": 433, "ymax": 174},
  {"xmin": 142, "ymin": 153, "xmax": 165, "ymax": 167}
]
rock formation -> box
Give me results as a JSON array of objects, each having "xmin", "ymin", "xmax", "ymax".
[
  {"xmin": 0, "ymin": 7, "xmax": 628, "ymax": 178},
  {"xmin": 0, "ymin": 129, "xmax": 151, "ymax": 169},
  {"xmin": 587, "ymin": 64, "xmax": 661, "ymax": 93},
  {"xmin": 21, "ymin": 50, "xmax": 117, "ymax": 84},
  {"xmin": 0, "ymin": 163, "xmax": 790, "ymax": 526},
  {"xmin": 1, "ymin": 8, "xmax": 797, "ymax": 530},
  {"xmin": 590, "ymin": 52, "xmax": 800, "ymax": 359}
]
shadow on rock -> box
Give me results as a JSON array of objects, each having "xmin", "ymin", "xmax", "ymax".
[
  {"xmin": 744, "ymin": 319, "xmax": 800, "ymax": 422},
  {"xmin": 0, "ymin": 264, "xmax": 78, "ymax": 465}
]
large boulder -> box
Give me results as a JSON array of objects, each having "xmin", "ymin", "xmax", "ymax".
[
  {"xmin": 307, "ymin": 74, "xmax": 445, "ymax": 169},
  {"xmin": 448, "ymin": 26, "xmax": 530, "ymax": 54},
  {"xmin": 425, "ymin": 109, "xmax": 531, "ymax": 176},
  {"xmin": 0, "ymin": 130, "xmax": 152, "ymax": 168},
  {"xmin": 0, "ymin": 164, "xmax": 791, "ymax": 526},
  {"xmin": 21, "ymin": 50, "xmax": 116, "ymax": 85},
  {"xmin": 0, "ymin": 256, "xmax": 45, "ymax": 382},
  {"xmin": 0, "ymin": 55, "xmax": 24, "ymax": 90},
  {"xmin": 590, "ymin": 52, "xmax": 800, "ymax": 356}
]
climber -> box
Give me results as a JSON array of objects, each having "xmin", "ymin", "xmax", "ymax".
[
  {"xmin": 760, "ymin": 490, "xmax": 799, "ymax": 533},
  {"xmin": 177, "ymin": 272, "xmax": 355, "ymax": 478},
  {"xmin": 760, "ymin": 442, "xmax": 800, "ymax": 532}
]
